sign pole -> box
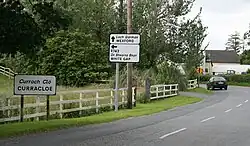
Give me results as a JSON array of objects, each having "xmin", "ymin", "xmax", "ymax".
[
  {"xmin": 46, "ymin": 95, "xmax": 50, "ymax": 120},
  {"xmin": 20, "ymin": 95, "xmax": 24, "ymax": 122},
  {"xmin": 127, "ymin": 0, "xmax": 133, "ymax": 109},
  {"xmin": 114, "ymin": 63, "xmax": 119, "ymax": 111}
]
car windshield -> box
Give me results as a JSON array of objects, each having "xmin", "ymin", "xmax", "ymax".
[{"xmin": 213, "ymin": 77, "xmax": 226, "ymax": 81}]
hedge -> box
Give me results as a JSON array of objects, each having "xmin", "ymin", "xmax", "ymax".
[{"xmin": 200, "ymin": 74, "xmax": 250, "ymax": 83}]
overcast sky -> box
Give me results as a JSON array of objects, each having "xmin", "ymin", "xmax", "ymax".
[{"xmin": 187, "ymin": 0, "xmax": 250, "ymax": 50}]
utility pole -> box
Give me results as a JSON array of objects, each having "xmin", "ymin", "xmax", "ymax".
[{"xmin": 127, "ymin": 0, "xmax": 133, "ymax": 109}]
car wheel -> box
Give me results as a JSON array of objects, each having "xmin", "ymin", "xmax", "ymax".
[
  {"xmin": 224, "ymin": 86, "xmax": 228, "ymax": 90},
  {"xmin": 207, "ymin": 86, "xmax": 210, "ymax": 90}
]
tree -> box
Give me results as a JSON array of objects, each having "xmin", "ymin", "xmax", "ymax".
[
  {"xmin": 64, "ymin": 0, "xmax": 117, "ymax": 42},
  {"xmin": 225, "ymin": 31, "xmax": 243, "ymax": 54},
  {"xmin": 31, "ymin": 0, "xmax": 72, "ymax": 37},
  {"xmin": 132, "ymin": 0, "xmax": 197, "ymax": 70},
  {"xmin": 0, "ymin": 0, "xmax": 43, "ymax": 54},
  {"xmin": 240, "ymin": 50, "xmax": 250, "ymax": 64},
  {"xmin": 21, "ymin": 0, "xmax": 72, "ymax": 37}
]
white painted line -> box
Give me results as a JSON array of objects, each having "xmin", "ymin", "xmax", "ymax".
[
  {"xmin": 201, "ymin": 116, "xmax": 215, "ymax": 123},
  {"xmin": 225, "ymin": 109, "xmax": 232, "ymax": 113},
  {"xmin": 245, "ymin": 100, "xmax": 249, "ymax": 103},
  {"xmin": 236, "ymin": 104, "xmax": 242, "ymax": 108},
  {"xmin": 159, "ymin": 128, "xmax": 187, "ymax": 139}
]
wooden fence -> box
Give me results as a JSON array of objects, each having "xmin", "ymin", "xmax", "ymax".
[
  {"xmin": 0, "ymin": 88, "xmax": 136, "ymax": 123},
  {"xmin": 188, "ymin": 79, "xmax": 198, "ymax": 89},
  {"xmin": 150, "ymin": 84, "xmax": 178, "ymax": 100},
  {"xmin": 0, "ymin": 66, "xmax": 15, "ymax": 79},
  {"xmin": 0, "ymin": 80, "xmax": 197, "ymax": 123}
]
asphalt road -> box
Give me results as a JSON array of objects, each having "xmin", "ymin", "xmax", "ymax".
[{"xmin": 1, "ymin": 85, "xmax": 250, "ymax": 146}]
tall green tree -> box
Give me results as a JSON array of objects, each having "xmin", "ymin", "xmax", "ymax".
[
  {"xmin": 65, "ymin": 0, "xmax": 117, "ymax": 42},
  {"xmin": 133, "ymin": 0, "xmax": 197, "ymax": 70},
  {"xmin": 21, "ymin": 0, "xmax": 72, "ymax": 37},
  {"xmin": 225, "ymin": 31, "xmax": 243, "ymax": 54},
  {"xmin": 31, "ymin": 0, "xmax": 72, "ymax": 37},
  {"xmin": 0, "ymin": 0, "xmax": 43, "ymax": 54}
]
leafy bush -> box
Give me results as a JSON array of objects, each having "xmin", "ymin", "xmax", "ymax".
[
  {"xmin": 110, "ymin": 62, "xmax": 188, "ymax": 91},
  {"xmin": 200, "ymin": 75, "xmax": 212, "ymax": 82},
  {"xmin": 184, "ymin": 66, "xmax": 199, "ymax": 80},
  {"xmin": 38, "ymin": 30, "xmax": 111, "ymax": 86},
  {"xmin": 226, "ymin": 74, "xmax": 250, "ymax": 83},
  {"xmin": 155, "ymin": 62, "xmax": 187, "ymax": 91},
  {"xmin": 0, "ymin": 52, "xmax": 39, "ymax": 74}
]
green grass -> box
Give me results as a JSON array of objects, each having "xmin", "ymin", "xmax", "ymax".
[
  {"xmin": 57, "ymin": 83, "xmax": 111, "ymax": 92},
  {"xmin": 0, "ymin": 95, "xmax": 202, "ymax": 138},
  {"xmin": 187, "ymin": 87, "xmax": 213, "ymax": 94},
  {"xmin": 0, "ymin": 75, "xmax": 12, "ymax": 92}
]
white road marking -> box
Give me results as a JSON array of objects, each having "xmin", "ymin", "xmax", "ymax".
[
  {"xmin": 201, "ymin": 116, "xmax": 215, "ymax": 123},
  {"xmin": 159, "ymin": 128, "xmax": 187, "ymax": 139},
  {"xmin": 225, "ymin": 109, "xmax": 232, "ymax": 113},
  {"xmin": 236, "ymin": 104, "xmax": 242, "ymax": 108},
  {"xmin": 245, "ymin": 100, "xmax": 249, "ymax": 103}
]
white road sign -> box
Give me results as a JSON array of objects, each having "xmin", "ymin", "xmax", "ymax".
[
  {"xmin": 14, "ymin": 75, "xmax": 56, "ymax": 95},
  {"xmin": 109, "ymin": 44, "xmax": 140, "ymax": 63},
  {"xmin": 110, "ymin": 34, "xmax": 140, "ymax": 44}
]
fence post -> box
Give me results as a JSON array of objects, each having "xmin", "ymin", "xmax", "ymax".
[
  {"xmin": 163, "ymin": 85, "xmax": 166, "ymax": 97},
  {"xmin": 1, "ymin": 99, "xmax": 5, "ymax": 118},
  {"xmin": 169, "ymin": 85, "xmax": 172, "ymax": 96},
  {"xmin": 133, "ymin": 87, "xmax": 136, "ymax": 107},
  {"xmin": 95, "ymin": 92, "xmax": 99, "ymax": 113},
  {"xmin": 145, "ymin": 78, "xmax": 151, "ymax": 102},
  {"xmin": 177, "ymin": 84, "xmax": 179, "ymax": 95},
  {"xmin": 110, "ymin": 90, "xmax": 113, "ymax": 110},
  {"xmin": 122, "ymin": 90, "xmax": 125, "ymax": 107},
  {"xmin": 36, "ymin": 96, "xmax": 40, "ymax": 121},
  {"xmin": 59, "ymin": 95, "xmax": 63, "ymax": 119},
  {"xmin": 7, "ymin": 98, "xmax": 10, "ymax": 118},
  {"xmin": 79, "ymin": 93, "xmax": 83, "ymax": 116}
]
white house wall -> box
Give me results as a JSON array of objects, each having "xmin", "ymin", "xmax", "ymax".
[{"xmin": 212, "ymin": 63, "xmax": 250, "ymax": 74}]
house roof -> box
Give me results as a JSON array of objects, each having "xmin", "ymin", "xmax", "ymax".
[{"xmin": 205, "ymin": 50, "xmax": 240, "ymax": 63}]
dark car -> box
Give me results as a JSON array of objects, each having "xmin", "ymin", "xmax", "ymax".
[{"xmin": 207, "ymin": 76, "xmax": 228, "ymax": 90}]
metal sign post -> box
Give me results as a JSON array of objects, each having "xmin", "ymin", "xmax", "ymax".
[
  {"xmin": 109, "ymin": 33, "xmax": 140, "ymax": 110},
  {"xmin": 114, "ymin": 63, "xmax": 119, "ymax": 111}
]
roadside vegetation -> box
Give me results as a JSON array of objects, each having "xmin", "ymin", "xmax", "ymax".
[
  {"xmin": 187, "ymin": 87, "xmax": 213, "ymax": 94},
  {"xmin": 0, "ymin": 95, "xmax": 202, "ymax": 138},
  {"xmin": 200, "ymin": 74, "xmax": 250, "ymax": 87},
  {"xmin": 1, "ymin": 0, "xmax": 207, "ymax": 136},
  {"xmin": 228, "ymin": 82, "xmax": 250, "ymax": 87}
]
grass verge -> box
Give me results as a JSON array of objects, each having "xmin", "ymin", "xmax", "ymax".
[
  {"xmin": 0, "ymin": 96, "xmax": 202, "ymax": 138},
  {"xmin": 187, "ymin": 87, "xmax": 213, "ymax": 94}
]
